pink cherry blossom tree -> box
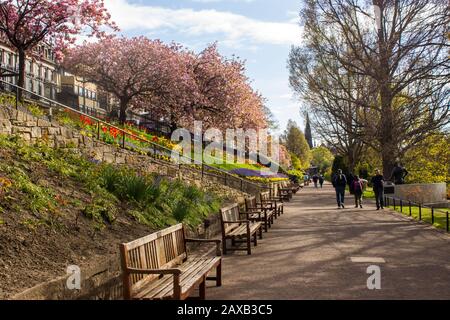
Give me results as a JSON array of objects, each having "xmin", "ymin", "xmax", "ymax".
[
  {"xmin": 65, "ymin": 38, "xmax": 269, "ymax": 131},
  {"xmin": 64, "ymin": 36, "xmax": 188, "ymax": 124},
  {"xmin": 171, "ymin": 44, "xmax": 268, "ymax": 131},
  {"xmin": 0, "ymin": 0, "xmax": 116, "ymax": 100}
]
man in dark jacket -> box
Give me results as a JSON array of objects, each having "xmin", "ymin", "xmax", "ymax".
[
  {"xmin": 390, "ymin": 163, "xmax": 408, "ymax": 185},
  {"xmin": 332, "ymin": 169, "xmax": 347, "ymax": 209},
  {"xmin": 371, "ymin": 169, "xmax": 385, "ymax": 210}
]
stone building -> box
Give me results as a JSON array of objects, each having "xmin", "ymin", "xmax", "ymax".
[{"xmin": 0, "ymin": 40, "xmax": 59, "ymax": 100}]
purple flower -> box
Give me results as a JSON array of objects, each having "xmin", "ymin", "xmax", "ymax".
[{"xmin": 230, "ymin": 168, "xmax": 287, "ymax": 179}]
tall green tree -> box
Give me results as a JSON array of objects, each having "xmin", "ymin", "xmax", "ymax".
[
  {"xmin": 311, "ymin": 146, "xmax": 335, "ymax": 174},
  {"xmin": 304, "ymin": 113, "xmax": 313, "ymax": 149},
  {"xmin": 403, "ymin": 133, "xmax": 450, "ymax": 184},
  {"xmin": 282, "ymin": 120, "xmax": 312, "ymax": 168}
]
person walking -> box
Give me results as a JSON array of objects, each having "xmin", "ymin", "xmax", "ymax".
[
  {"xmin": 352, "ymin": 175, "xmax": 364, "ymax": 208},
  {"xmin": 312, "ymin": 175, "xmax": 319, "ymax": 188},
  {"xmin": 390, "ymin": 163, "xmax": 408, "ymax": 185},
  {"xmin": 371, "ymin": 169, "xmax": 385, "ymax": 210},
  {"xmin": 332, "ymin": 169, "xmax": 347, "ymax": 209},
  {"xmin": 319, "ymin": 174, "xmax": 325, "ymax": 188}
]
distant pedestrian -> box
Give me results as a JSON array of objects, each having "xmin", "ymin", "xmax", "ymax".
[
  {"xmin": 319, "ymin": 175, "xmax": 325, "ymax": 188},
  {"xmin": 312, "ymin": 175, "xmax": 319, "ymax": 188},
  {"xmin": 371, "ymin": 169, "xmax": 385, "ymax": 210},
  {"xmin": 332, "ymin": 169, "xmax": 347, "ymax": 209},
  {"xmin": 352, "ymin": 175, "xmax": 364, "ymax": 208},
  {"xmin": 304, "ymin": 174, "xmax": 310, "ymax": 186}
]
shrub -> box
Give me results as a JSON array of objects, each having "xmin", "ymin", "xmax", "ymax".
[{"xmin": 83, "ymin": 197, "xmax": 117, "ymax": 227}]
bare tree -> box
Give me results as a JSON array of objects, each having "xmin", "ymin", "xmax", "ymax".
[{"xmin": 289, "ymin": 0, "xmax": 450, "ymax": 177}]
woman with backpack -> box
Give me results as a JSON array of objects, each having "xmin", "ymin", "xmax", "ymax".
[{"xmin": 353, "ymin": 175, "xmax": 364, "ymax": 208}]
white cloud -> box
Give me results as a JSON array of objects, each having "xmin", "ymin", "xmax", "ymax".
[
  {"xmin": 105, "ymin": 0, "xmax": 302, "ymax": 47},
  {"xmin": 279, "ymin": 93, "xmax": 294, "ymax": 99},
  {"xmin": 192, "ymin": 0, "xmax": 255, "ymax": 2}
]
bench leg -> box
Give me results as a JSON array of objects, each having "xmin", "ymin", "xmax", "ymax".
[
  {"xmin": 264, "ymin": 214, "xmax": 268, "ymax": 232},
  {"xmin": 199, "ymin": 277, "xmax": 206, "ymax": 300},
  {"xmin": 259, "ymin": 226, "xmax": 263, "ymax": 239},
  {"xmin": 253, "ymin": 232, "xmax": 257, "ymax": 246},
  {"xmin": 247, "ymin": 235, "xmax": 251, "ymax": 255},
  {"xmin": 222, "ymin": 238, "xmax": 227, "ymax": 255},
  {"xmin": 216, "ymin": 261, "xmax": 222, "ymax": 287}
]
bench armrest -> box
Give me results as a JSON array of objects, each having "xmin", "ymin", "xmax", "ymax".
[
  {"xmin": 127, "ymin": 267, "xmax": 182, "ymax": 275},
  {"xmin": 185, "ymin": 238, "xmax": 222, "ymax": 256},
  {"xmin": 126, "ymin": 268, "xmax": 182, "ymax": 299},
  {"xmin": 240, "ymin": 210, "xmax": 262, "ymax": 219},
  {"xmin": 246, "ymin": 205, "xmax": 264, "ymax": 210}
]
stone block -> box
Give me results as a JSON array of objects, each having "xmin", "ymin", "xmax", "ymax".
[
  {"xmin": 102, "ymin": 152, "xmax": 115, "ymax": 164},
  {"xmin": 115, "ymin": 153, "xmax": 126, "ymax": 164},
  {"xmin": 12, "ymin": 126, "xmax": 31, "ymax": 134},
  {"xmin": 37, "ymin": 119, "xmax": 51, "ymax": 127},
  {"xmin": 0, "ymin": 119, "xmax": 12, "ymax": 134},
  {"xmin": 20, "ymin": 132, "xmax": 32, "ymax": 141},
  {"xmin": 30, "ymin": 127, "xmax": 42, "ymax": 138},
  {"xmin": 47, "ymin": 127, "xmax": 60, "ymax": 135}
]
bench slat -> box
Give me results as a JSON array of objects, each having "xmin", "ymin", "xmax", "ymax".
[
  {"xmin": 153, "ymin": 257, "xmax": 219, "ymax": 300},
  {"xmin": 133, "ymin": 257, "xmax": 220, "ymax": 300},
  {"xmin": 123, "ymin": 223, "xmax": 184, "ymax": 250}
]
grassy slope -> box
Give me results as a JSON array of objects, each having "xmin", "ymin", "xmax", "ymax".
[{"xmin": 0, "ymin": 134, "xmax": 222, "ymax": 298}]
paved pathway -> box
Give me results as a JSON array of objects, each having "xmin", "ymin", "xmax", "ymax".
[{"xmin": 208, "ymin": 184, "xmax": 450, "ymax": 299}]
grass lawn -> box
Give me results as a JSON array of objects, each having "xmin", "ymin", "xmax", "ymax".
[
  {"xmin": 199, "ymin": 153, "xmax": 266, "ymax": 172},
  {"xmin": 363, "ymin": 187, "xmax": 375, "ymax": 199},
  {"xmin": 387, "ymin": 203, "xmax": 449, "ymax": 231}
]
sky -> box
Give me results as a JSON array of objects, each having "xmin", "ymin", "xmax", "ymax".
[{"xmin": 103, "ymin": 0, "xmax": 305, "ymax": 134}]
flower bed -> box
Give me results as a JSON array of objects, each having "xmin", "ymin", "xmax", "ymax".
[{"xmin": 229, "ymin": 168, "xmax": 289, "ymax": 183}]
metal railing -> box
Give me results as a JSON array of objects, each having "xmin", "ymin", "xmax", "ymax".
[
  {"xmin": 0, "ymin": 79, "xmax": 270, "ymax": 192},
  {"xmin": 384, "ymin": 195, "xmax": 449, "ymax": 232}
]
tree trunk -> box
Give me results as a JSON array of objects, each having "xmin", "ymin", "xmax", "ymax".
[
  {"xmin": 17, "ymin": 48, "xmax": 26, "ymax": 102},
  {"xmin": 375, "ymin": 1, "xmax": 397, "ymax": 180},
  {"xmin": 119, "ymin": 97, "xmax": 129, "ymax": 125}
]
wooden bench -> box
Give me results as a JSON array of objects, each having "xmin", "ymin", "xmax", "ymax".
[
  {"xmin": 245, "ymin": 196, "xmax": 276, "ymax": 232},
  {"xmin": 220, "ymin": 203, "xmax": 263, "ymax": 255},
  {"xmin": 261, "ymin": 191, "xmax": 284, "ymax": 216},
  {"xmin": 284, "ymin": 180, "xmax": 302, "ymax": 194},
  {"xmin": 274, "ymin": 182, "xmax": 292, "ymax": 201},
  {"xmin": 119, "ymin": 223, "xmax": 222, "ymax": 300}
]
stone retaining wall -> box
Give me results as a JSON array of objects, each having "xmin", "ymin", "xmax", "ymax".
[{"xmin": 395, "ymin": 183, "xmax": 447, "ymax": 205}]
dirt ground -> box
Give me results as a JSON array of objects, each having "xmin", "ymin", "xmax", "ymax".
[{"xmin": 0, "ymin": 147, "xmax": 154, "ymax": 299}]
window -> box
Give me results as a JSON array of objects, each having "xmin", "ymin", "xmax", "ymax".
[{"xmin": 6, "ymin": 52, "xmax": 12, "ymax": 68}]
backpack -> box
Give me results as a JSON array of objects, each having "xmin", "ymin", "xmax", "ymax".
[{"xmin": 353, "ymin": 180, "xmax": 362, "ymax": 192}]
